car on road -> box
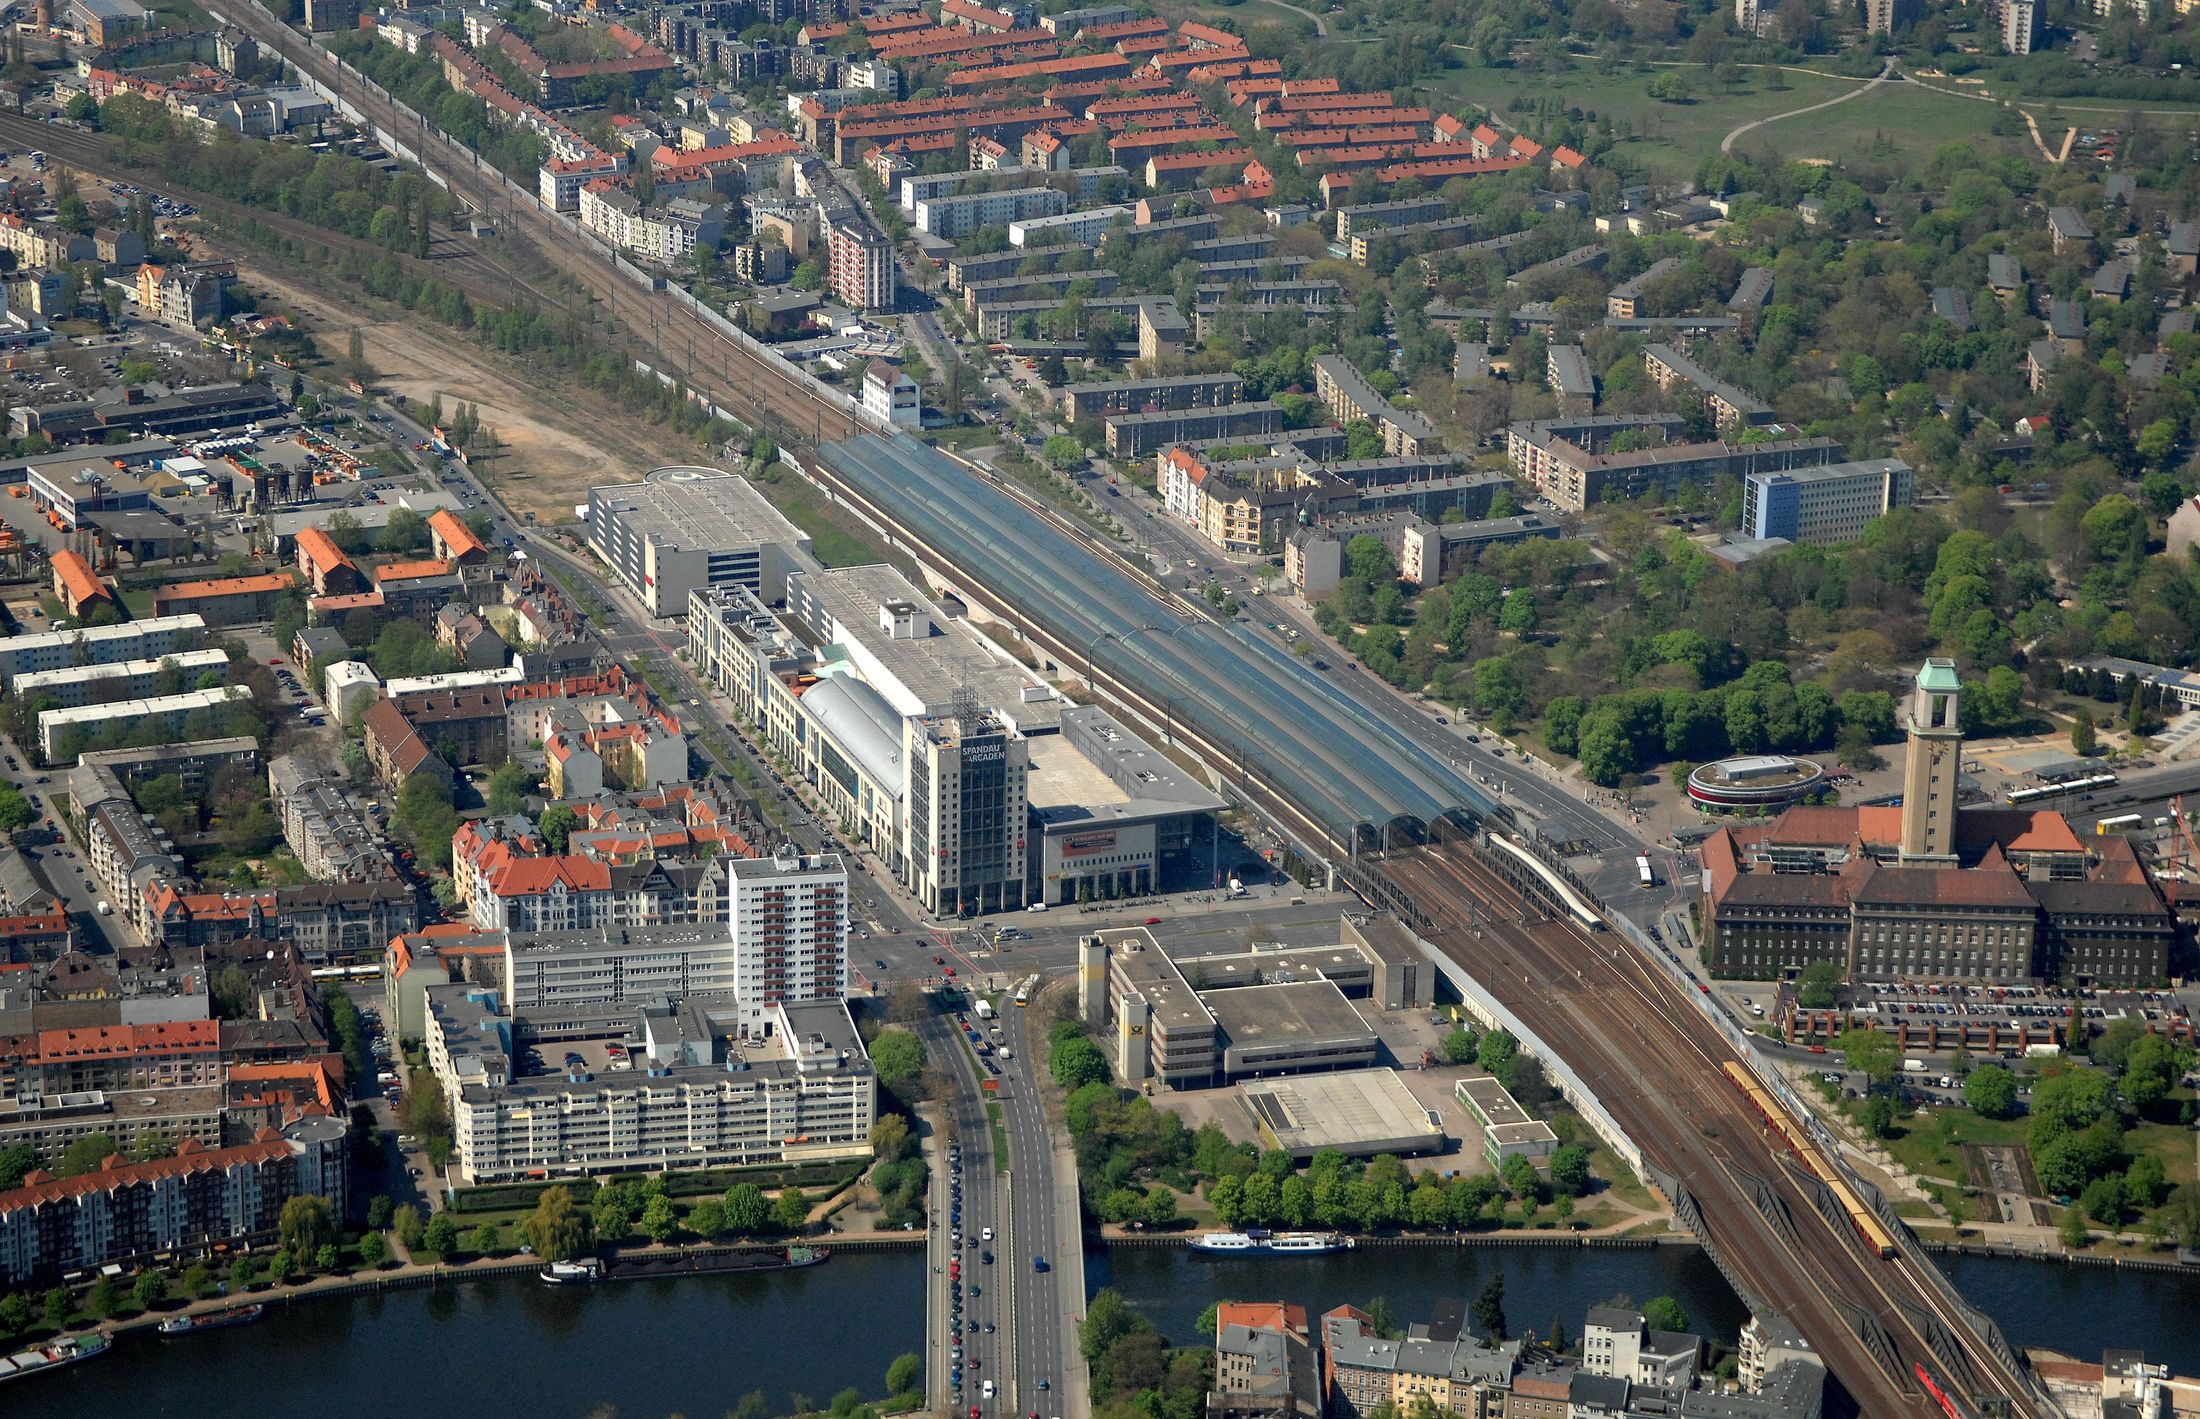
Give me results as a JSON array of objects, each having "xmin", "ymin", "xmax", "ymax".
[
  {"xmin": 1032, "ymin": 1255, "xmax": 1048, "ymax": 1273},
  {"xmin": 1142, "ymin": 916, "xmax": 1161, "ymax": 926}
]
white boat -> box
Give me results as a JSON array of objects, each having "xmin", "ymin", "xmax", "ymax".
[
  {"xmin": 538, "ymin": 1258, "xmax": 604, "ymax": 1285},
  {"xmin": 1188, "ymin": 1231, "xmax": 1352, "ymax": 1255}
]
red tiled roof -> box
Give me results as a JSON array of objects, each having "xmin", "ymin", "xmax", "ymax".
[
  {"xmin": 0, "ymin": 1138, "xmax": 293, "ymax": 1216},
  {"xmin": 428, "ymin": 508, "xmax": 488, "ymax": 560},
  {"xmin": 51, "ymin": 549, "xmax": 109, "ymax": 607}
]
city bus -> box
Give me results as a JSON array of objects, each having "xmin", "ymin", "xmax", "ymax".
[
  {"xmin": 1636, "ymin": 855, "xmax": 1655, "ymax": 889},
  {"xmin": 2095, "ymin": 814, "xmax": 2143, "ymax": 835}
]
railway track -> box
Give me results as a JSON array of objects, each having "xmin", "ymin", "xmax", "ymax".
[
  {"xmin": 1382, "ymin": 841, "xmax": 2052, "ymax": 1419},
  {"xmin": 206, "ymin": 3, "xmax": 861, "ymax": 450},
  {"xmin": 0, "ymin": 110, "xmax": 546, "ymax": 313}
]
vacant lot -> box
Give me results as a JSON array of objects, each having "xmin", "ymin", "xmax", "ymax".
[{"xmin": 1424, "ymin": 64, "xmax": 2013, "ymax": 180}]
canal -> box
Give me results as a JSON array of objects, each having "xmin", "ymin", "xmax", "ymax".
[{"xmin": 14, "ymin": 1244, "xmax": 2199, "ymax": 1417}]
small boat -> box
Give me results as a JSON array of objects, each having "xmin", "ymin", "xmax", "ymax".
[
  {"xmin": 1188, "ymin": 1231, "xmax": 1352, "ymax": 1256},
  {"xmin": 0, "ymin": 1332, "xmax": 109, "ymax": 1385},
  {"xmin": 158, "ymin": 1304, "xmax": 265, "ymax": 1336},
  {"xmin": 538, "ymin": 1259, "xmax": 605, "ymax": 1285}
]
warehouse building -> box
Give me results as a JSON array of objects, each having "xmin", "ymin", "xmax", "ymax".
[{"xmin": 586, "ymin": 466, "xmax": 813, "ymax": 617}]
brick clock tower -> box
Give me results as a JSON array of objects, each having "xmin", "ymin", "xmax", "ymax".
[{"xmin": 1898, "ymin": 658, "xmax": 1964, "ymax": 863}]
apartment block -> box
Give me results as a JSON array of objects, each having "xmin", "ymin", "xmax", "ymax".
[
  {"xmin": 11, "ymin": 648, "xmax": 229, "ymax": 710},
  {"xmin": 1062, "ymin": 373, "xmax": 1244, "ymax": 423},
  {"xmin": 726, "ymin": 848, "xmax": 849, "ymax": 1036},
  {"xmin": 826, "ymin": 220, "xmax": 894, "ymax": 312},
  {"xmin": 1312, "ymin": 355, "xmax": 1439, "ymax": 456},
  {"xmin": 1642, "ymin": 343, "xmax": 1774, "ymax": 427},
  {"xmin": 1105, "ymin": 402, "xmax": 1284, "ymax": 457},
  {"xmin": 911, "ymin": 184, "xmax": 1067, "ymax": 239},
  {"xmin": 1605, "ymin": 255, "xmax": 1684, "ymax": 317},
  {"xmin": 0, "ymin": 614, "xmax": 205, "ymax": 686}
]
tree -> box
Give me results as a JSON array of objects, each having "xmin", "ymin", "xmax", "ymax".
[
  {"xmin": 86, "ymin": 1276, "xmax": 120, "ymax": 1319},
  {"xmin": 887, "ymin": 1352, "xmax": 922, "ymax": 1397},
  {"xmin": 538, "ymin": 803, "xmax": 578, "ymax": 853},
  {"xmin": 1642, "ymin": 1296, "xmax": 1690, "ymax": 1333},
  {"xmin": 1864, "ymin": 1095, "xmax": 1898, "ymax": 1138},
  {"xmin": 870, "ymin": 1113, "xmax": 915, "ymax": 1164},
  {"xmin": 689, "ymin": 1200, "xmax": 728, "ymax": 1240},
  {"xmin": 1345, "ymin": 534, "xmax": 1395, "ymax": 584},
  {"xmin": 269, "ymin": 1247, "xmax": 297, "ymax": 1286},
  {"xmin": 641, "ymin": 1195, "xmax": 678, "ymax": 1244},
  {"xmin": 131, "ymin": 1271, "xmax": 168, "ymax": 1312},
  {"xmin": 2071, "ymin": 708, "xmax": 2097, "ymax": 756},
  {"xmin": 1080, "ymin": 1288, "xmax": 1142, "ymax": 1363},
  {"xmin": 1051, "ymin": 1035, "xmax": 1111, "ymax": 1090},
  {"xmin": 1548, "ymin": 1145, "xmax": 1591, "ymax": 1197},
  {"xmin": 1838, "ymin": 1028, "xmax": 1900, "ymax": 1088},
  {"xmin": 521, "ymin": 1186, "xmax": 592, "ymax": 1261},
  {"xmin": 0, "ymin": 1144, "xmax": 36, "ymax": 1190},
  {"xmin": 0, "ymin": 1291, "xmax": 32, "ymax": 1337},
  {"xmin": 423, "ymin": 1213, "xmax": 460, "ymax": 1258},
  {"xmin": 1646, "ymin": 72, "xmax": 1692, "ymax": 102},
  {"xmin": 1796, "ymin": 959, "xmax": 1843, "ymax": 1010},
  {"xmin": 279, "ymin": 1195, "xmax": 335, "ymax": 1259},
  {"xmin": 1476, "ymin": 1030, "xmax": 1519, "ymax": 1089},
  {"xmin": 359, "ymin": 1232, "xmax": 389, "ymax": 1268},
  {"xmin": 724, "ymin": 1182, "xmax": 771, "ymax": 1234},
  {"xmin": 485, "ymin": 759, "xmax": 535, "ymax": 816},
  {"xmin": 775, "ymin": 1185, "xmax": 811, "ymax": 1232},
  {"xmin": 56, "ymin": 1133, "xmax": 117, "ymax": 1178},
  {"xmin": 1964, "ymin": 1065, "xmax": 2019, "ymax": 1120},
  {"xmin": 1042, "ymin": 434, "xmax": 1084, "ymax": 469},
  {"xmin": 1439, "ymin": 1027, "xmax": 1478, "ymax": 1065},
  {"xmin": 869, "ymin": 1028, "xmax": 926, "ymax": 1090},
  {"xmin": 2060, "ymin": 1204, "xmax": 2090, "ymax": 1249},
  {"xmin": 1472, "ymin": 1272, "xmax": 1507, "ymax": 1339},
  {"xmin": 1500, "ymin": 1153, "xmax": 1539, "ymax": 1201}
]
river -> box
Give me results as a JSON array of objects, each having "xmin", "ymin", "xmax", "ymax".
[
  {"xmin": 13, "ymin": 1244, "xmax": 2199, "ymax": 1418},
  {"xmin": 7, "ymin": 1250, "xmax": 924, "ymax": 1419}
]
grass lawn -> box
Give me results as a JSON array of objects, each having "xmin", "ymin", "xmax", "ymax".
[
  {"xmin": 1418, "ymin": 64, "xmax": 2014, "ymax": 181},
  {"xmin": 2127, "ymin": 1122, "xmax": 2198, "ymax": 1190},
  {"xmin": 761, "ymin": 480, "xmax": 884, "ymax": 567},
  {"xmin": 1590, "ymin": 1150, "xmax": 1659, "ymax": 1211},
  {"xmin": 1870, "ymin": 1103, "xmax": 2029, "ymax": 1187},
  {"xmin": 1146, "ymin": 0, "xmax": 1318, "ymax": 36}
]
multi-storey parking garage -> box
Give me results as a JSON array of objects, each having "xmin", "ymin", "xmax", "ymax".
[{"xmin": 814, "ymin": 433, "xmax": 1503, "ymax": 856}]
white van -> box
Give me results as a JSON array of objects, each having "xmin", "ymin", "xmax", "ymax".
[{"xmin": 1026, "ymin": 901, "xmax": 1048, "ymax": 913}]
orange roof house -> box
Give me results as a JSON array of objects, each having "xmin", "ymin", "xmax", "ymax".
[
  {"xmin": 49, "ymin": 549, "xmax": 115, "ymax": 618},
  {"xmin": 294, "ymin": 525, "xmax": 364, "ymax": 597},
  {"xmin": 428, "ymin": 509, "xmax": 490, "ymax": 566}
]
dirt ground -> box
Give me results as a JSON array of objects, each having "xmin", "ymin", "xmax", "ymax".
[{"xmin": 242, "ymin": 266, "xmax": 689, "ymax": 526}]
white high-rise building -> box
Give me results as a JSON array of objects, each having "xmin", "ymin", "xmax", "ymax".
[{"xmin": 727, "ymin": 848, "xmax": 850, "ymax": 1036}]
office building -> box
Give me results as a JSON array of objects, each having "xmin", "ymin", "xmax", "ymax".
[
  {"xmin": 587, "ymin": 466, "xmax": 813, "ymax": 617},
  {"xmin": 727, "ymin": 848, "xmax": 849, "ymax": 1036},
  {"xmin": 1701, "ymin": 660, "xmax": 2174, "ymax": 985},
  {"xmin": 1455, "ymin": 1075, "xmax": 1558, "ymax": 1168},
  {"xmin": 1742, "ymin": 459, "xmax": 1914, "ymax": 547}
]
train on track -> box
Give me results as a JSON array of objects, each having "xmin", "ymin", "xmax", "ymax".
[{"xmin": 1720, "ymin": 1060, "xmax": 1899, "ymax": 1259}]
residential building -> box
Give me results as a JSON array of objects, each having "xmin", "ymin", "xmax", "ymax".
[
  {"xmin": 1506, "ymin": 417, "xmax": 1837, "ymax": 511},
  {"xmin": 1106, "ymin": 403, "xmax": 1284, "ymax": 458},
  {"xmin": 1312, "ymin": 356, "xmax": 1439, "ymax": 456},
  {"xmin": 437, "ymin": 994, "xmax": 874, "ymax": 1183},
  {"xmin": 825, "ymin": 220, "xmax": 894, "ymax": 312},
  {"xmin": 0, "ymin": 1119, "xmax": 346, "ymax": 1285},
  {"xmin": 587, "ymin": 466, "xmax": 813, "ymax": 617},
  {"xmin": 39, "ymin": 686, "xmax": 251, "ymax": 762},
  {"xmin": 862, "ymin": 360, "xmax": 922, "ymax": 427},
  {"xmin": 1741, "ymin": 459, "xmax": 1915, "ymax": 546},
  {"xmin": 1606, "ymin": 256, "xmax": 1683, "ymax": 317},
  {"xmin": 1546, "ymin": 343, "xmax": 1596, "ymax": 413},
  {"xmin": 267, "ymin": 754, "xmax": 395, "ymax": 884},
  {"xmin": 11, "ymin": 648, "xmax": 229, "ymax": 710},
  {"xmin": 725, "ymin": 848, "xmax": 849, "ymax": 1036},
  {"xmin": 149, "ymin": 571, "xmax": 299, "ymax": 628},
  {"xmin": 912, "ymin": 184, "xmax": 1069, "ymax": 239},
  {"xmin": 1641, "ymin": 343, "xmax": 1774, "ymax": 427},
  {"xmin": 0, "ymin": 614, "xmax": 204, "ymax": 686},
  {"xmin": 1062, "ymin": 373, "xmax": 1243, "ymax": 423}
]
